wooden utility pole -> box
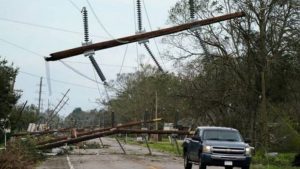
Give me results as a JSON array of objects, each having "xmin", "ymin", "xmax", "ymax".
[
  {"xmin": 45, "ymin": 12, "xmax": 245, "ymax": 61},
  {"xmin": 47, "ymin": 89, "xmax": 70, "ymax": 123},
  {"xmin": 155, "ymin": 91, "xmax": 158, "ymax": 130},
  {"xmin": 260, "ymin": 71, "xmax": 268, "ymax": 147},
  {"xmin": 37, "ymin": 77, "xmax": 43, "ymax": 116}
]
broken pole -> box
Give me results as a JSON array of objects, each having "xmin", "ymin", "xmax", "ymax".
[
  {"xmin": 45, "ymin": 12, "xmax": 245, "ymax": 61},
  {"xmin": 115, "ymin": 137, "xmax": 126, "ymax": 154},
  {"xmin": 37, "ymin": 129, "xmax": 117, "ymax": 150},
  {"xmin": 143, "ymin": 135, "xmax": 152, "ymax": 155},
  {"xmin": 99, "ymin": 137, "xmax": 104, "ymax": 147}
]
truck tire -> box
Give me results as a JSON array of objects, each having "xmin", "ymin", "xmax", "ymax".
[
  {"xmin": 199, "ymin": 158, "xmax": 206, "ymax": 169},
  {"xmin": 225, "ymin": 167, "xmax": 233, "ymax": 169},
  {"xmin": 199, "ymin": 163, "xmax": 206, "ymax": 169},
  {"xmin": 184, "ymin": 154, "xmax": 192, "ymax": 169}
]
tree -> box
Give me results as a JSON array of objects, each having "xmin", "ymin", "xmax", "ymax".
[
  {"xmin": 107, "ymin": 64, "xmax": 188, "ymax": 126},
  {"xmin": 0, "ymin": 57, "xmax": 20, "ymax": 120},
  {"xmin": 163, "ymin": 0, "xmax": 300, "ymax": 148}
]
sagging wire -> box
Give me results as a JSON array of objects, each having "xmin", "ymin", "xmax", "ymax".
[
  {"xmin": 66, "ymin": 0, "xmax": 81, "ymax": 12},
  {"xmin": 86, "ymin": 0, "xmax": 128, "ymax": 44},
  {"xmin": 59, "ymin": 60, "xmax": 103, "ymax": 85},
  {"xmin": 189, "ymin": 0, "xmax": 210, "ymax": 57},
  {"xmin": 0, "ymin": 17, "xmax": 107, "ymax": 39},
  {"xmin": 20, "ymin": 70, "xmax": 98, "ymax": 90},
  {"xmin": 119, "ymin": 45, "xmax": 129, "ymax": 75},
  {"xmin": 45, "ymin": 61, "xmax": 52, "ymax": 96},
  {"xmin": 136, "ymin": 0, "xmax": 164, "ymax": 72},
  {"xmin": 0, "ymin": 38, "xmax": 53, "ymax": 96},
  {"xmin": 0, "ymin": 38, "xmax": 43, "ymax": 58},
  {"xmin": 0, "ymin": 37, "xmax": 106, "ymax": 93},
  {"xmin": 142, "ymin": 0, "xmax": 166, "ymax": 69}
]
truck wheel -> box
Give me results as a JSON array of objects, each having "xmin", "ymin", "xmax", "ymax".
[
  {"xmin": 199, "ymin": 163, "xmax": 206, "ymax": 169},
  {"xmin": 242, "ymin": 166, "xmax": 250, "ymax": 169},
  {"xmin": 225, "ymin": 167, "xmax": 233, "ymax": 169},
  {"xmin": 199, "ymin": 158, "xmax": 206, "ymax": 169},
  {"xmin": 184, "ymin": 154, "xmax": 192, "ymax": 169}
]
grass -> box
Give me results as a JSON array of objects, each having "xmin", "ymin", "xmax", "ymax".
[
  {"xmin": 125, "ymin": 136, "xmax": 182, "ymax": 155},
  {"xmin": 146, "ymin": 140, "xmax": 183, "ymax": 155},
  {"xmin": 251, "ymin": 164, "xmax": 299, "ymax": 169},
  {"xmin": 251, "ymin": 152, "xmax": 300, "ymax": 169}
]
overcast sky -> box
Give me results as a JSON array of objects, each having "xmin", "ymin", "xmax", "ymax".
[{"xmin": 0, "ymin": 0, "xmax": 179, "ymax": 117}]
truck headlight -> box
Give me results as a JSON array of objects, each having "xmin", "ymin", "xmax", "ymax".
[
  {"xmin": 203, "ymin": 145, "xmax": 212, "ymax": 153},
  {"xmin": 245, "ymin": 147, "xmax": 251, "ymax": 156}
]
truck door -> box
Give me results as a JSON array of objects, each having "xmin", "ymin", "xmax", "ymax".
[{"xmin": 189, "ymin": 129, "xmax": 202, "ymax": 162}]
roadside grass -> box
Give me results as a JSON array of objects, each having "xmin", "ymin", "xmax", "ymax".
[
  {"xmin": 251, "ymin": 152, "xmax": 300, "ymax": 169},
  {"xmin": 251, "ymin": 164, "xmax": 299, "ymax": 169},
  {"xmin": 125, "ymin": 136, "xmax": 183, "ymax": 155},
  {"xmin": 147, "ymin": 140, "xmax": 182, "ymax": 155}
]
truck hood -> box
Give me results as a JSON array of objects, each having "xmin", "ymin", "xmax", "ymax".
[{"xmin": 203, "ymin": 140, "xmax": 248, "ymax": 148}]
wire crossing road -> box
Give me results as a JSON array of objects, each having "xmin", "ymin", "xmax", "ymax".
[{"xmin": 36, "ymin": 137, "xmax": 232, "ymax": 169}]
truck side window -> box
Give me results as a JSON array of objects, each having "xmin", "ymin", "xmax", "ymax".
[{"xmin": 194, "ymin": 129, "xmax": 200, "ymax": 137}]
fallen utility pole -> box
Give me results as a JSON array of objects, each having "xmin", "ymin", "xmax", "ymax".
[
  {"xmin": 38, "ymin": 130, "xmax": 117, "ymax": 150},
  {"xmin": 37, "ymin": 118, "xmax": 162, "ymax": 145},
  {"xmin": 37, "ymin": 129, "xmax": 191, "ymax": 150},
  {"xmin": 12, "ymin": 127, "xmax": 71, "ymax": 137},
  {"xmin": 117, "ymin": 129, "xmax": 191, "ymax": 135},
  {"xmin": 45, "ymin": 12, "xmax": 245, "ymax": 61},
  {"xmin": 76, "ymin": 118, "xmax": 162, "ymax": 137}
]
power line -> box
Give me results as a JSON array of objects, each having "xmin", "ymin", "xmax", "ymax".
[
  {"xmin": 86, "ymin": 0, "xmax": 127, "ymax": 43},
  {"xmin": 59, "ymin": 60, "xmax": 104, "ymax": 85},
  {"xmin": 92, "ymin": 68, "xmax": 103, "ymax": 98},
  {"xmin": 64, "ymin": 60, "xmax": 137, "ymax": 69},
  {"xmin": 45, "ymin": 61, "xmax": 52, "ymax": 95},
  {"xmin": 66, "ymin": 0, "xmax": 81, "ymax": 12},
  {"xmin": 142, "ymin": 0, "xmax": 166, "ymax": 69},
  {"xmin": 0, "ymin": 37, "xmax": 105, "ymax": 89},
  {"xmin": 0, "ymin": 38, "xmax": 44, "ymax": 58},
  {"xmin": 19, "ymin": 70, "xmax": 98, "ymax": 90},
  {"xmin": 119, "ymin": 45, "xmax": 129, "ymax": 74},
  {"xmin": 0, "ymin": 17, "xmax": 107, "ymax": 39}
]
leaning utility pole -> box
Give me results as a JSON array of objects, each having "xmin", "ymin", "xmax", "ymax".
[
  {"xmin": 45, "ymin": 12, "xmax": 245, "ymax": 61},
  {"xmin": 37, "ymin": 77, "xmax": 43, "ymax": 116},
  {"xmin": 47, "ymin": 89, "xmax": 70, "ymax": 123}
]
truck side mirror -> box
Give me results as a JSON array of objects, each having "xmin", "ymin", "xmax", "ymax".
[
  {"xmin": 192, "ymin": 136, "xmax": 202, "ymax": 142},
  {"xmin": 244, "ymin": 138, "xmax": 251, "ymax": 144}
]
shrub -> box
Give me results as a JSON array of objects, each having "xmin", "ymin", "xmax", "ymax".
[{"xmin": 0, "ymin": 137, "xmax": 44, "ymax": 169}]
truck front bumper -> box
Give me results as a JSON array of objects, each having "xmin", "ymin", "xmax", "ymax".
[{"xmin": 201, "ymin": 153, "xmax": 251, "ymax": 167}]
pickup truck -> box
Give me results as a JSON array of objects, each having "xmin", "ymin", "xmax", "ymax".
[{"xmin": 182, "ymin": 126, "xmax": 252, "ymax": 169}]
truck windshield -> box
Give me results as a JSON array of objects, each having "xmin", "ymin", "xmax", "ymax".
[{"xmin": 203, "ymin": 130, "xmax": 242, "ymax": 142}]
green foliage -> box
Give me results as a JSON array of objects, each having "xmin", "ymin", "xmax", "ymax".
[
  {"xmin": 0, "ymin": 137, "xmax": 44, "ymax": 169},
  {"xmin": 107, "ymin": 65, "xmax": 187, "ymax": 125},
  {"xmin": 147, "ymin": 141, "xmax": 182, "ymax": 155},
  {"xmin": 127, "ymin": 137, "xmax": 182, "ymax": 155},
  {"xmin": 9, "ymin": 104, "xmax": 38, "ymax": 132},
  {"xmin": 252, "ymin": 152, "xmax": 298, "ymax": 169},
  {"xmin": 0, "ymin": 57, "xmax": 20, "ymax": 119},
  {"xmin": 64, "ymin": 107, "xmax": 104, "ymax": 128}
]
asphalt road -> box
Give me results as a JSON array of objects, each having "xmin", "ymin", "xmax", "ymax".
[{"xmin": 36, "ymin": 137, "xmax": 235, "ymax": 169}]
